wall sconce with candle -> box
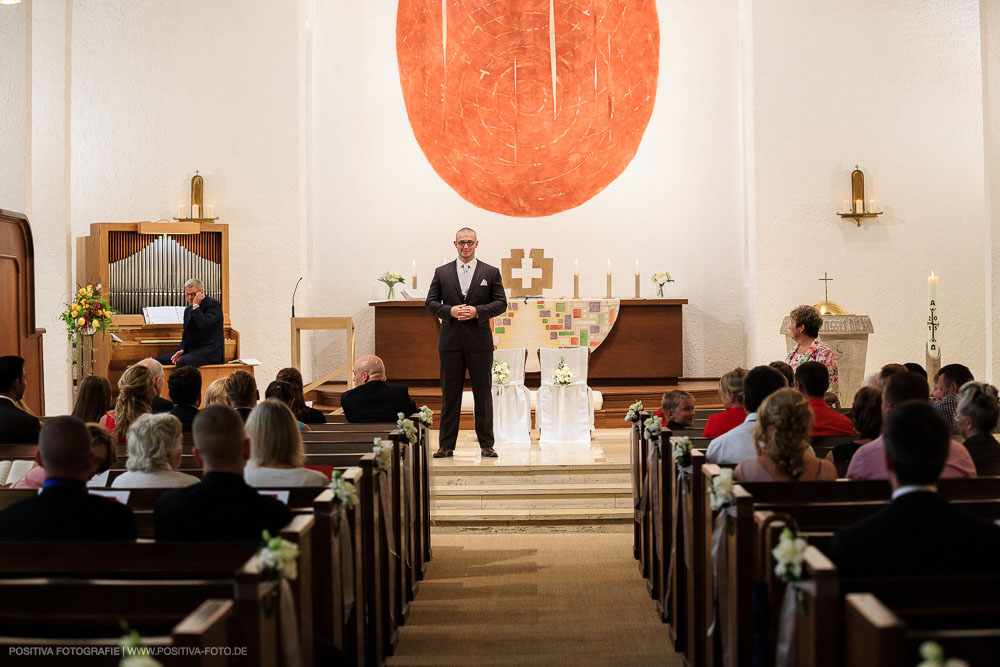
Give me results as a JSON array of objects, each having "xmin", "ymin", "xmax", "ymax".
[{"xmin": 837, "ymin": 165, "xmax": 882, "ymax": 227}]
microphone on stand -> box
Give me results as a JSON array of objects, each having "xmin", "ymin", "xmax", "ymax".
[{"xmin": 292, "ymin": 277, "xmax": 303, "ymax": 318}]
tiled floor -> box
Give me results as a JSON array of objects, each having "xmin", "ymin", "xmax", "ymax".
[{"xmin": 429, "ymin": 427, "xmax": 632, "ymax": 467}]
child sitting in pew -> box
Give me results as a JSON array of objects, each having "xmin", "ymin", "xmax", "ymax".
[{"xmin": 734, "ymin": 388, "xmax": 837, "ymax": 482}]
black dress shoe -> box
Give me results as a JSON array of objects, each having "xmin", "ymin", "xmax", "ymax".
[
  {"xmin": 481, "ymin": 447, "xmax": 499, "ymax": 458},
  {"xmin": 433, "ymin": 449, "xmax": 454, "ymax": 458}
]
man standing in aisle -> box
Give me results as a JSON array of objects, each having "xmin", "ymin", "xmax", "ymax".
[{"xmin": 426, "ymin": 228, "xmax": 507, "ymax": 458}]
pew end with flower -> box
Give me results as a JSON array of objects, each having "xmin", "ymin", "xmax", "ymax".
[
  {"xmin": 709, "ymin": 468, "xmax": 735, "ymax": 511},
  {"xmin": 258, "ymin": 530, "xmax": 300, "ymax": 582},
  {"xmin": 397, "ymin": 413, "xmax": 418, "ymax": 444},
  {"xmin": 418, "ymin": 405, "xmax": 433, "ymax": 427},
  {"xmin": 672, "ymin": 436, "xmax": 692, "ymax": 467},
  {"xmin": 330, "ymin": 470, "xmax": 359, "ymax": 510},
  {"xmin": 643, "ymin": 415, "xmax": 662, "ymax": 441},
  {"xmin": 624, "ymin": 400, "xmax": 644, "ymax": 423}
]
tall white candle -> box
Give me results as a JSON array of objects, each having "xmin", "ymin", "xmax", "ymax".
[
  {"xmin": 841, "ymin": 200, "xmax": 851, "ymax": 214},
  {"xmin": 574, "ymin": 258, "xmax": 579, "ymax": 276},
  {"xmin": 634, "ymin": 258, "xmax": 639, "ymax": 276},
  {"xmin": 607, "ymin": 258, "xmax": 611, "ymax": 275},
  {"xmin": 855, "ymin": 199, "xmax": 864, "ymax": 214},
  {"xmin": 928, "ymin": 272, "xmax": 939, "ymax": 304},
  {"xmin": 868, "ymin": 198, "xmax": 875, "ymax": 214}
]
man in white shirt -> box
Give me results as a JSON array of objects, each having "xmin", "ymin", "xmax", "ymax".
[
  {"xmin": 425, "ymin": 228, "xmax": 507, "ymax": 458},
  {"xmin": 706, "ymin": 365, "xmax": 787, "ymax": 465}
]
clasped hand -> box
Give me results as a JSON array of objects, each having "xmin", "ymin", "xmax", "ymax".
[{"xmin": 450, "ymin": 305, "xmax": 478, "ymax": 321}]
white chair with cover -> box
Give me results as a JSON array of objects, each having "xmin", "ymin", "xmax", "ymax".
[
  {"xmin": 536, "ymin": 347, "xmax": 594, "ymax": 444},
  {"xmin": 492, "ymin": 348, "xmax": 531, "ymax": 444}
]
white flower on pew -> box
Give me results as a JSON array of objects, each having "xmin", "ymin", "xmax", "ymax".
[
  {"xmin": 643, "ymin": 415, "xmax": 662, "ymax": 441},
  {"xmin": 330, "ymin": 470, "xmax": 359, "ymax": 510},
  {"xmin": 397, "ymin": 413, "xmax": 418, "ymax": 444},
  {"xmin": 418, "ymin": 405, "xmax": 433, "ymax": 427},
  {"xmin": 492, "ymin": 359, "xmax": 511, "ymax": 387},
  {"xmin": 918, "ymin": 641, "xmax": 970, "ymax": 667},
  {"xmin": 772, "ymin": 527, "xmax": 807, "ymax": 583},
  {"xmin": 373, "ymin": 437, "xmax": 393, "ymax": 473},
  {"xmin": 552, "ymin": 357, "xmax": 574, "ymax": 386},
  {"xmin": 672, "ymin": 436, "xmax": 692, "ymax": 467},
  {"xmin": 709, "ymin": 468, "xmax": 735, "ymax": 511},
  {"xmin": 258, "ymin": 530, "xmax": 300, "ymax": 582},
  {"xmin": 119, "ymin": 624, "xmax": 164, "ymax": 667},
  {"xmin": 624, "ymin": 400, "xmax": 644, "ymax": 423}
]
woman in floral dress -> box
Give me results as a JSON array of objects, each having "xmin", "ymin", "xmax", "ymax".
[{"xmin": 785, "ymin": 304, "xmax": 839, "ymax": 397}]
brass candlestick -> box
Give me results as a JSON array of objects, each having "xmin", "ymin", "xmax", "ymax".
[
  {"xmin": 606, "ymin": 273, "xmax": 612, "ymax": 299},
  {"xmin": 573, "ymin": 274, "xmax": 579, "ymax": 299}
]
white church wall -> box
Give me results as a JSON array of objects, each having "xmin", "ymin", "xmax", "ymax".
[
  {"xmin": 0, "ymin": 3, "xmax": 26, "ymax": 214},
  {"xmin": 748, "ymin": 0, "xmax": 990, "ymax": 384},
  {"xmin": 308, "ymin": 0, "xmax": 747, "ymax": 380},
  {"xmin": 983, "ymin": 0, "xmax": 1000, "ymax": 383},
  {"xmin": 63, "ymin": 0, "xmax": 305, "ymax": 410}
]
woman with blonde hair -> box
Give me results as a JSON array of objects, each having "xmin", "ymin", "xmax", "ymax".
[
  {"xmin": 111, "ymin": 413, "xmax": 198, "ymax": 488},
  {"xmin": 735, "ymin": 387, "xmax": 836, "ymax": 482},
  {"xmin": 703, "ymin": 367, "xmax": 749, "ymax": 439},
  {"xmin": 100, "ymin": 365, "xmax": 156, "ymax": 443},
  {"xmin": 244, "ymin": 399, "xmax": 327, "ymax": 487},
  {"xmin": 202, "ymin": 378, "xmax": 229, "ymax": 407}
]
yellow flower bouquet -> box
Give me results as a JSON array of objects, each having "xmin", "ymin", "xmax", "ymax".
[{"xmin": 60, "ymin": 283, "xmax": 115, "ymax": 347}]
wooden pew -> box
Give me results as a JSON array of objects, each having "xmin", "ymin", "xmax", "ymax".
[{"xmin": 0, "ymin": 599, "xmax": 234, "ymax": 667}]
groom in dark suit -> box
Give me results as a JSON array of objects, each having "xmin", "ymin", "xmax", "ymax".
[
  {"xmin": 157, "ymin": 278, "xmax": 224, "ymax": 368},
  {"xmin": 426, "ymin": 228, "xmax": 507, "ymax": 458}
]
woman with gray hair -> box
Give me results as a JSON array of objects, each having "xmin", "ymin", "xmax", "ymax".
[
  {"xmin": 784, "ymin": 304, "xmax": 839, "ymax": 396},
  {"xmin": 111, "ymin": 413, "xmax": 199, "ymax": 488},
  {"xmin": 956, "ymin": 381, "xmax": 1000, "ymax": 474}
]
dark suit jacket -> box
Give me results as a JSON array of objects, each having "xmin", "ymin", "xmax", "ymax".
[
  {"xmin": 151, "ymin": 395, "xmax": 174, "ymax": 414},
  {"xmin": 0, "ymin": 482, "xmax": 137, "ymax": 540},
  {"xmin": 963, "ymin": 433, "xmax": 1000, "ymax": 475},
  {"xmin": 300, "ymin": 406, "xmax": 327, "ymax": 425},
  {"xmin": 829, "ymin": 491, "xmax": 1000, "ymax": 577},
  {"xmin": 0, "ymin": 398, "xmax": 41, "ymax": 444},
  {"xmin": 154, "ymin": 471, "xmax": 292, "ymax": 541},
  {"xmin": 426, "ymin": 260, "xmax": 507, "ymax": 352},
  {"xmin": 341, "ymin": 380, "xmax": 418, "ymax": 424},
  {"xmin": 170, "ymin": 404, "xmax": 200, "ymax": 433},
  {"xmin": 235, "ymin": 407, "xmax": 253, "ymax": 423},
  {"xmin": 180, "ymin": 296, "xmax": 224, "ymax": 363}
]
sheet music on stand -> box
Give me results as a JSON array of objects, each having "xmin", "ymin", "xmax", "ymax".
[{"xmin": 142, "ymin": 306, "xmax": 185, "ymax": 324}]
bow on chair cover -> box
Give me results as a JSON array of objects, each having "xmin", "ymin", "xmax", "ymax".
[
  {"xmin": 536, "ymin": 347, "xmax": 594, "ymax": 444},
  {"xmin": 492, "ymin": 348, "xmax": 531, "ymax": 444}
]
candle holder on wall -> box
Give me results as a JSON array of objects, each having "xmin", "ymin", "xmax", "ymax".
[
  {"xmin": 837, "ymin": 165, "xmax": 882, "ymax": 227},
  {"xmin": 173, "ymin": 171, "xmax": 220, "ymax": 222}
]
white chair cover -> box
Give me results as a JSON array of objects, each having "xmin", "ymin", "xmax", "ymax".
[
  {"xmin": 536, "ymin": 347, "xmax": 594, "ymax": 444},
  {"xmin": 492, "ymin": 348, "xmax": 531, "ymax": 444}
]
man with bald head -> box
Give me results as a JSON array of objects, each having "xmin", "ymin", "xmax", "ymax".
[
  {"xmin": 0, "ymin": 416, "xmax": 137, "ymax": 540},
  {"xmin": 136, "ymin": 357, "xmax": 174, "ymax": 413},
  {"xmin": 341, "ymin": 355, "xmax": 418, "ymax": 423},
  {"xmin": 154, "ymin": 404, "xmax": 291, "ymax": 540}
]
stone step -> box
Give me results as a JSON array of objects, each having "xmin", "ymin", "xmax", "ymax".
[
  {"xmin": 432, "ymin": 463, "xmax": 630, "ymax": 486},
  {"xmin": 433, "ymin": 482, "xmax": 633, "ymax": 510},
  {"xmin": 430, "ymin": 506, "xmax": 632, "ymax": 528}
]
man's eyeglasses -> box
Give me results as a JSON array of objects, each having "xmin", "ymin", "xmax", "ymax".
[{"xmin": 456, "ymin": 241, "xmax": 477, "ymax": 246}]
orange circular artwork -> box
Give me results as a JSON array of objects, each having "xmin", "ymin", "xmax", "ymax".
[{"xmin": 397, "ymin": 0, "xmax": 660, "ymax": 217}]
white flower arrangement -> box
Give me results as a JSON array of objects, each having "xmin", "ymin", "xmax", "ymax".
[
  {"xmin": 418, "ymin": 405, "xmax": 433, "ymax": 427},
  {"xmin": 643, "ymin": 415, "xmax": 662, "ymax": 440},
  {"xmin": 119, "ymin": 625, "xmax": 163, "ymax": 667},
  {"xmin": 672, "ymin": 436, "xmax": 692, "ymax": 467},
  {"xmin": 917, "ymin": 641, "xmax": 970, "ymax": 667},
  {"xmin": 397, "ymin": 413, "xmax": 418, "ymax": 444},
  {"xmin": 330, "ymin": 470, "xmax": 359, "ymax": 510},
  {"xmin": 709, "ymin": 468, "xmax": 735, "ymax": 511},
  {"xmin": 492, "ymin": 359, "xmax": 511, "ymax": 385},
  {"xmin": 650, "ymin": 271, "xmax": 675, "ymax": 297},
  {"xmin": 378, "ymin": 271, "xmax": 405, "ymax": 299},
  {"xmin": 772, "ymin": 527, "xmax": 807, "ymax": 583},
  {"xmin": 258, "ymin": 530, "xmax": 300, "ymax": 581},
  {"xmin": 552, "ymin": 357, "xmax": 574, "ymax": 386},
  {"xmin": 373, "ymin": 437, "xmax": 393, "ymax": 473},
  {"xmin": 624, "ymin": 400, "xmax": 644, "ymax": 423}
]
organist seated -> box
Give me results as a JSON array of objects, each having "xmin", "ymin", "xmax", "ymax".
[{"xmin": 156, "ymin": 278, "xmax": 224, "ymax": 368}]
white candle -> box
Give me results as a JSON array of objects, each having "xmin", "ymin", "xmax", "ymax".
[
  {"xmin": 206, "ymin": 204, "xmax": 214, "ymax": 218},
  {"xmin": 841, "ymin": 200, "xmax": 851, "ymax": 214},
  {"xmin": 634, "ymin": 258, "xmax": 639, "ymax": 276},
  {"xmin": 607, "ymin": 258, "xmax": 611, "ymax": 275},
  {"xmin": 855, "ymin": 199, "xmax": 864, "ymax": 214},
  {"xmin": 868, "ymin": 198, "xmax": 875, "ymax": 214},
  {"xmin": 574, "ymin": 258, "xmax": 579, "ymax": 276},
  {"xmin": 192, "ymin": 204, "xmax": 200, "ymax": 218},
  {"xmin": 928, "ymin": 271, "xmax": 938, "ymax": 304},
  {"xmin": 178, "ymin": 205, "xmax": 185, "ymax": 218},
  {"xmin": 412, "ymin": 259, "xmax": 417, "ymax": 280}
]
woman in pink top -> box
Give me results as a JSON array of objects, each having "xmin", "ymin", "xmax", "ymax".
[{"xmin": 735, "ymin": 388, "xmax": 837, "ymax": 482}]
